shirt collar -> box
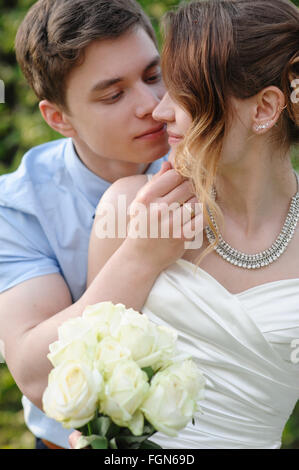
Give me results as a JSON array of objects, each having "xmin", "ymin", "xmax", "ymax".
[
  {"xmin": 64, "ymin": 138, "xmax": 166, "ymax": 208},
  {"xmin": 64, "ymin": 138, "xmax": 111, "ymax": 207}
]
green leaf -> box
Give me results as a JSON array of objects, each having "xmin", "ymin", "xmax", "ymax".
[
  {"xmin": 117, "ymin": 435, "xmax": 149, "ymax": 444},
  {"xmin": 115, "ymin": 429, "xmax": 157, "ymax": 449},
  {"xmin": 77, "ymin": 424, "xmax": 89, "ymax": 435},
  {"xmin": 139, "ymin": 439, "xmax": 163, "ymax": 449},
  {"xmin": 90, "ymin": 436, "xmax": 108, "ymax": 449},
  {"xmin": 106, "ymin": 420, "xmax": 121, "ymax": 440},
  {"xmin": 143, "ymin": 421, "xmax": 156, "ymax": 435},
  {"xmin": 109, "ymin": 438, "xmax": 118, "ymax": 449},
  {"xmin": 115, "ymin": 437, "xmax": 140, "ymax": 450},
  {"xmin": 96, "ymin": 416, "xmax": 111, "ymax": 437},
  {"xmin": 74, "ymin": 434, "xmax": 102, "ymax": 450},
  {"xmin": 141, "ymin": 366, "xmax": 154, "ymax": 381}
]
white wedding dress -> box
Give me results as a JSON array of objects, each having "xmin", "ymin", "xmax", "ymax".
[{"xmin": 141, "ymin": 258, "xmax": 299, "ymax": 449}]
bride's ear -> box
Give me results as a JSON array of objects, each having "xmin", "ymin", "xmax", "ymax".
[
  {"xmin": 39, "ymin": 100, "xmax": 77, "ymax": 138},
  {"xmin": 252, "ymin": 86, "xmax": 286, "ymax": 134}
]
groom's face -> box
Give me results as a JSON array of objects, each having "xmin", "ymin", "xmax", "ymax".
[{"xmin": 64, "ymin": 27, "xmax": 169, "ymax": 164}]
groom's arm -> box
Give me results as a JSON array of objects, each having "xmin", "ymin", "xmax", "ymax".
[
  {"xmin": 0, "ymin": 165, "xmax": 193, "ymax": 411},
  {"xmin": 0, "ymin": 240, "xmax": 162, "ymax": 411},
  {"xmin": 0, "ymin": 172, "xmax": 169, "ymax": 411}
]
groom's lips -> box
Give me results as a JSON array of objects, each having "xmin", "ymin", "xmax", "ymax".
[{"xmin": 134, "ymin": 124, "xmax": 166, "ymax": 141}]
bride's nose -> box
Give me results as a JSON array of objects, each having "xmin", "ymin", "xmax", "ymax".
[{"xmin": 152, "ymin": 92, "xmax": 175, "ymax": 123}]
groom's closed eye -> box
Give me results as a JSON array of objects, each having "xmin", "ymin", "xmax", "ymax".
[
  {"xmin": 88, "ymin": 55, "xmax": 162, "ymax": 102},
  {"xmin": 144, "ymin": 68, "xmax": 162, "ymax": 84}
]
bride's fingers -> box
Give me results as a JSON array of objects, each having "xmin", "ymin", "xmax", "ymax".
[
  {"xmin": 150, "ymin": 161, "xmax": 172, "ymax": 181},
  {"xmin": 181, "ymin": 197, "xmax": 201, "ymax": 221},
  {"xmin": 161, "ymin": 179, "xmax": 195, "ymax": 206},
  {"xmin": 138, "ymin": 169, "xmax": 188, "ymax": 203},
  {"xmin": 183, "ymin": 212, "xmax": 204, "ymax": 239},
  {"xmin": 166, "ymin": 198, "xmax": 200, "ymax": 238}
]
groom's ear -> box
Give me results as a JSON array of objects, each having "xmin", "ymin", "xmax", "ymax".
[{"xmin": 39, "ymin": 100, "xmax": 76, "ymax": 138}]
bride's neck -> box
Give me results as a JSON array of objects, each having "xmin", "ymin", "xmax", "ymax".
[{"xmin": 215, "ymin": 149, "xmax": 295, "ymax": 237}]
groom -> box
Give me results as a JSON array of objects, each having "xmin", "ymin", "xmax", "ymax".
[{"xmin": 0, "ymin": 0, "xmax": 171, "ymax": 449}]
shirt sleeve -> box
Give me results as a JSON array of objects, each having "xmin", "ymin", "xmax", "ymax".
[{"xmin": 0, "ymin": 205, "xmax": 61, "ymax": 294}]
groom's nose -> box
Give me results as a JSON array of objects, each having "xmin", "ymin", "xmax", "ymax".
[{"xmin": 134, "ymin": 83, "xmax": 162, "ymax": 119}]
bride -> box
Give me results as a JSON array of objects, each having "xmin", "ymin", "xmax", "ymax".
[{"xmin": 79, "ymin": 0, "xmax": 299, "ymax": 449}]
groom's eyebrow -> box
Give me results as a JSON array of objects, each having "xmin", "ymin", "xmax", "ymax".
[{"xmin": 89, "ymin": 56, "xmax": 161, "ymax": 94}]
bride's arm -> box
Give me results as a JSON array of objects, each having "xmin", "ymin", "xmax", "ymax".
[
  {"xmin": 86, "ymin": 174, "xmax": 146, "ymax": 288},
  {"xmin": 84, "ymin": 174, "xmax": 160, "ymax": 311},
  {"xmin": 83, "ymin": 163, "xmax": 196, "ymax": 312}
]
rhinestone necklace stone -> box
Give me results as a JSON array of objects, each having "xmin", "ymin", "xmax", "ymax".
[{"xmin": 204, "ymin": 171, "xmax": 299, "ymax": 270}]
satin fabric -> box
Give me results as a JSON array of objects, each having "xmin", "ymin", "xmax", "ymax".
[{"xmin": 142, "ymin": 258, "xmax": 299, "ymax": 449}]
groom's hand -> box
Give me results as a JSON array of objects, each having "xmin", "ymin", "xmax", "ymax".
[{"xmin": 69, "ymin": 430, "xmax": 88, "ymax": 449}]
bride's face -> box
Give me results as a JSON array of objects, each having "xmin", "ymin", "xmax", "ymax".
[
  {"xmin": 152, "ymin": 91, "xmax": 265, "ymax": 168},
  {"xmin": 152, "ymin": 92, "xmax": 192, "ymax": 162}
]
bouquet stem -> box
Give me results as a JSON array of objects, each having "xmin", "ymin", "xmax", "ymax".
[{"xmin": 87, "ymin": 422, "xmax": 93, "ymax": 436}]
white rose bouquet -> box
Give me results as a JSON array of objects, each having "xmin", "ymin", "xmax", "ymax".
[{"xmin": 42, "ymin": 302, "xmax": 205, "ymax": 449}]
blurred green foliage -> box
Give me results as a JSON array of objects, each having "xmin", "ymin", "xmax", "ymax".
[
  {"xmin": 0, "ymin": 365, "xmax": 35, "ymax": 449},
  {"xmin": 0, "ymin": 0, "xmax": 299, "ymax": 450}
]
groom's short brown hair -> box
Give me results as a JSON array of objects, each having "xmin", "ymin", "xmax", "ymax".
[{"xmin": 15, "ymin": 0, "xmax": 157, "ymax": 111}]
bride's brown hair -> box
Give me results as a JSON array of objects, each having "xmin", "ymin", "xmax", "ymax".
[{"xmin": 162, "ymin": 0, "xmax": 299, "ymax": 265}]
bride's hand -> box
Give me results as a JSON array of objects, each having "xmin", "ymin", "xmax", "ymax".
[{"xmin": 123, "ymin": 162, "xmax": 203, "ymax": 272}]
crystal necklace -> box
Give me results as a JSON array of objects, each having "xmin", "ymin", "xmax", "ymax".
[{"xmin": 204, "ymin": 171, "xmax": 299, "ymax": 270}]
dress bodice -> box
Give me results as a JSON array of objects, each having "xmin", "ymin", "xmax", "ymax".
[{"xmin": 141, "ymin": 258, "xmax": 299, "ymax": 449}]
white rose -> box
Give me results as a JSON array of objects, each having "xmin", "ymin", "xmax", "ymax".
[
  {"xmin": 140, "ymin": 360, "xmax": 205, "ymax": 437},
  {"xmin": 153, "ymin": 325, "xmax": 178, "ymax": 370},
  {"xmin": 82, "ymin": 301, "xmax": 125, "ymax": 338},
  {"xmin": 94, "ymin": 337, "xmax": 131, "ymax": 378},
  {"xmin": 114, "ymin": 309, "xmax": 177, "ymax": 370},
  {"xmin": 99, "ymin": 360, "xmax": 149, "ymax": 435},
  {"xmin": 48, "ymin": 302, "xmax": 126, "ymax": 368},
  {"xmin": 48, "ymin": 317, "xmax": 99, "ymax": 368},
  {"xmin": 42, "ymin": 360, "xmax": 103, "ymax": 429},
  {"xmin": 48, "ymin": 338, "xmax": 96, "ymax": 369},
  {"xmin": 57, "ymin": 316, "xmax": 92, "ymax": 343}
]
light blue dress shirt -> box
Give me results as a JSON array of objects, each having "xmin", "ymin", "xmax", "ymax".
[{"xmin": 0, "ymin": 137, "xmax": 167, "ymax": 448}]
